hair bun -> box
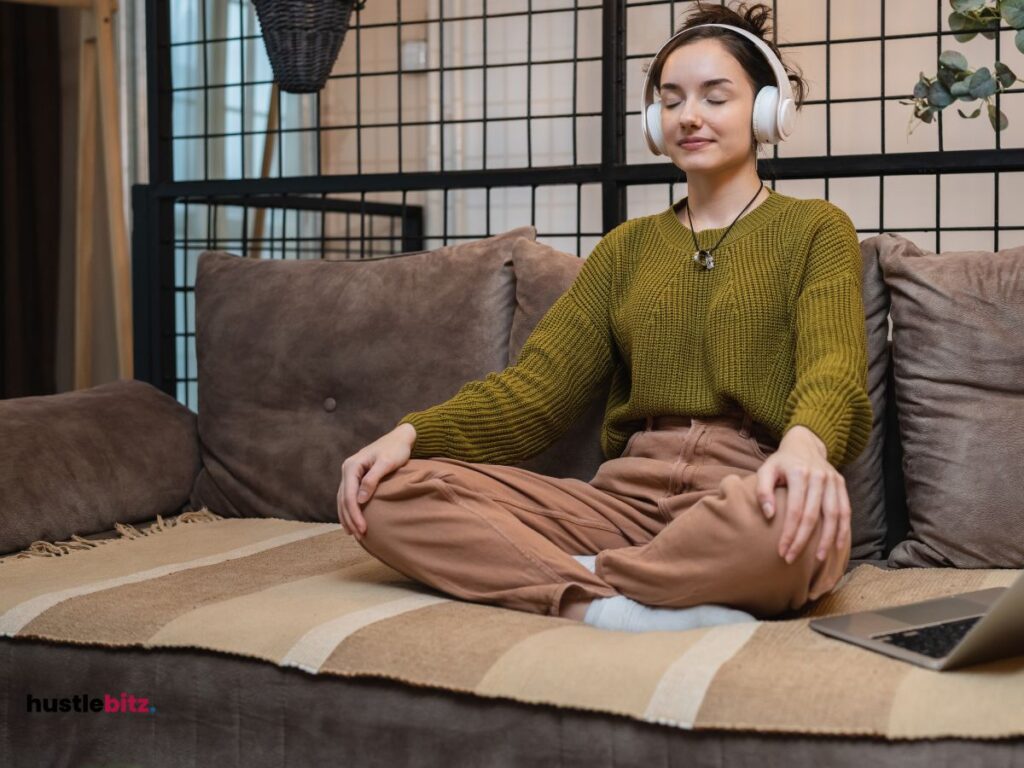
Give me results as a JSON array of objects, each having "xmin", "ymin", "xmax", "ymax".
[{"xmin": 680, "ymin": 1, "xmax": 774, "ymax": 43}]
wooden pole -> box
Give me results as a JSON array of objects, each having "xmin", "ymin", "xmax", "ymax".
[
  {"xmin": 249, "ymin": 82, "xmax": 280, "ymax": 259},
  {"xmin": 73, "ymin": 34, "xmax": 97, "ymax": 389},
  {"xmin": 93, "ymin": 0, "xmax": 133, "ymax": 378}
]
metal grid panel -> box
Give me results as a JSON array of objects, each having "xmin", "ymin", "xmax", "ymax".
[{"xmin": 135, "ymin": 0, "xmax": 1024, "ymax": 409}]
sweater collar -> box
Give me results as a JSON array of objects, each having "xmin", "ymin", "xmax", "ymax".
[{"xmin": 655, "ymin": 186, "xmax": 785, "ymax": 252}]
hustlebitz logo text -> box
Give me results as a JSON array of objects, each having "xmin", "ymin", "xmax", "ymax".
[{"xmin": 26, "ymin": 692, "xmax": 157, "ymax": 714}]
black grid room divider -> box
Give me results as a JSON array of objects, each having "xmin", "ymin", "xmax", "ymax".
[{"xmin": 133, "ymin": 0, "xmax": 1024, "ymax": 409}]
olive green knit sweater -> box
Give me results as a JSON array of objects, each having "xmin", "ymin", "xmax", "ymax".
[{"xmin": 397, "ymin": 188, "xmax": 872, "ymax": 468}]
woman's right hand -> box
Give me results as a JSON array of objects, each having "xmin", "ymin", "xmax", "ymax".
[{"xmin": 336, "ymin": 422, "xmax": 417, "ymax": 541}]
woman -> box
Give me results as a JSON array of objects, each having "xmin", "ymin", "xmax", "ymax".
[{"xmin": 336, "ymin": 1, "xmax": 872, "ymax": 632}]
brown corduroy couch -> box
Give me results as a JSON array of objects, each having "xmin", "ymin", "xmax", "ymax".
[{"xmin": 2, "ymin": 226, "xmax": 1021, "ymax": 766}]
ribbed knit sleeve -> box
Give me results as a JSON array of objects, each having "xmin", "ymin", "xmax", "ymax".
[
  {"xmin": 395, "ymin": 234, "xmax": 617, "ymax": 464},
  {"xmin": 782, "ymin": 207, "xmax": 873, "ymax": 468}
]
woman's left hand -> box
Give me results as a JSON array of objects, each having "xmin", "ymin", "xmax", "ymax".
[{"xmin": 754, "ymin": 425, "xmax": 850, "ymax": 565}]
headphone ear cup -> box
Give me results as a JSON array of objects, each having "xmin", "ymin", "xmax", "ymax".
[
  {"xmin": 646, "ymin": 101, "xmax": 667, "ymax": 155},
  {"xmin": 752, "ymin": 85, "xmax": 779, "ymax": 144}
]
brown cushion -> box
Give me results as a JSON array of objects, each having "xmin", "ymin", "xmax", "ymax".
[
  {"xmin": 880, "ymin": 235, "xmax": 1024, "ymax": 568},
  {"xmin": 0, "ymin": 379, "xmax": 200, "ymax": 554},
  {"xmin": 836, "ymin": 236, "xmax": 893, "ymax": 561},
  {"xmin": 506, "ymin": 238, "xmax": 609, "ymax": 481},
  {"xmin": 189, "ymin": 226, "xmax": 535, "ymax": 522}
]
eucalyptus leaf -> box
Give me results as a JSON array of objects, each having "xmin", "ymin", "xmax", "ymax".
[
  {"xmin": 948, "ymin": 11, "xmax": 971, "ymax": 32},
  {"xmin": 987, "ymin": 103, "xmax": 1008, "ymax": 131},
  {"xmin": 951, "ymin": 0, "xmax": 985, "ymax": 12},
  {"xmin": 928, "ymin": 81, "xmax": 954, "ymax": 107},
  {"xmin": 994, "ymin": 61, "xmax": 1017, "ymax": 88},
  {"xmin": 950, "ymin": 79, "xmax": 972, "ymax": 96},
  {"xmin": 968, "ymin": 67, "xmax": 998, "ymax": 98},
  {"xmin": 1017, "ymin": 28, "xmax": 1024, "ymax": 54},
  {"xmin": 913, "ymin": 79, "xmax": 929, "ymax": 98},
  {"xmin": 939, "ymin": 50, "xmax": 968, "ymax": 71},
  {"xmin": 957, "ymin": 106, "xmax": 982, "ymax": 118},
  {"xmin": 953, "ymin": 31, "xmax": 979, "ymax": 41},
  {"xmin": 938, "ymin": 66, "xmax": 958, "ymax": 88},
  {"xmin": 1001, "ymin": 0, "xmax": 1024, "ymax": 28},
  {"xmin": 921, "ymin": 108, "xmax": 935, "ymax": 124}
]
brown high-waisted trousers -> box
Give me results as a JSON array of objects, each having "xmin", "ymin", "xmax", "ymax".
[{"xmin": 356, "ymin": 408, "xmax": 850, "ymax": 619}]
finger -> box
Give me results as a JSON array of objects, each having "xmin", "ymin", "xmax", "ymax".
[
  {"xmin": 815, "ymin": 478, "xmax": 839, "ymax": 561},
  {"xmin": 336, "ymin": 470, "xmax": 351, "ymax": 534},
  {"xmin": 755, "ymin": 463, "xmax": 778, "ymax": 519},
  {"xmin": 352, "ymin": 467, "xmax": 383, "ymax": 535},
  {"xmin": 336, "ymin": 486, "xmax": 351, "ymax": 534},
  {"xmin": 836, "ymin": 479, "xmax": 852, "ymax": 553},
  {"xmin": 786, "ymin": 470, "xmax": 825, "ymax": 563},
  {"xmin": 778, "ymin": 468, "xmax": 806, "ymax": 559},
  {"xmin": 820, "ymin": 531, "xmax": 847, "ymax": 597},
  {"xmin": 344, "ymin": 462, "xmax": 367, "ymax": 540}
]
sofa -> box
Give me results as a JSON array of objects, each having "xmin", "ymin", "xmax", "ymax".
[{"xmin": 2, "ymin": 224, "xmax": 1022, "ymax": 766}]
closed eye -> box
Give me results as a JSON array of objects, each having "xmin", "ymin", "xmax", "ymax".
[{"xmin": 664, "ymin": 99, "xmax": 726, "ymax": 107}]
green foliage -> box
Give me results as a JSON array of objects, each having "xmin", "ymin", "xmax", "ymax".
[{"xmin": 901, "ymin": 0, "xmax": 1023, "ymax": 135}]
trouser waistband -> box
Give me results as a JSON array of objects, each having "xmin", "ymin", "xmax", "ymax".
[{"xmin": 644, "ymin": 410, "xmax": 777, "ymax": 443}]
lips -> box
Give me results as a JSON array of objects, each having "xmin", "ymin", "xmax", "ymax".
[{"xmin": 679, "ymin": 139, "xmax": 713, "ymax": 148}]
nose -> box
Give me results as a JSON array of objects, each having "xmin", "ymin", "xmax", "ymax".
[{"xmin": 676, "ymin": 98, "xmax": 702, "ymax": 129}]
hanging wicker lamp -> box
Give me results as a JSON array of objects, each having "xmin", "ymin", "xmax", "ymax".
[{"xmin": 251, "ymin": 0, "xmax": 367, "ymax": 94}]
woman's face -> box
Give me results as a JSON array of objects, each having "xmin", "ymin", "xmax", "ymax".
[{"xmin": 656, "ymin": 37, "xmax": 757, "ymax": 175}]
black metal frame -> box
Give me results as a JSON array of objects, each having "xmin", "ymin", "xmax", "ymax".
[{"xmin": 133, "ymin": 0, "xmax": 1024, "ymax": 399}]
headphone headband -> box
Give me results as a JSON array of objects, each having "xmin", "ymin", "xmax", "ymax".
[{"xmin": 641, "ymin": 22, "xmax": 796, "ymax": 153}]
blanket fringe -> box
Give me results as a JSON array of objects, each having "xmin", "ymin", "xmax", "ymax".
[{"xmin": 0, "ymin": 507, "xmax": 225, "ymax": 564}]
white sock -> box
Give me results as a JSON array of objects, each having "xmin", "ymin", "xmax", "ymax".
[
  {"xmin": 572, "ymin": 554, "xmax": 597, "ymax": 573},
  {"xmin": 583, "ymin": 595, "xmax": 756, "ymax": 632},
  {"xmin": 572, "ymin": 553, "xmax": 757, "ymax": 632}
]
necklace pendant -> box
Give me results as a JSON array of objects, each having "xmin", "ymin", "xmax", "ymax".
[{"xmin": 693, "ymin": 249, "xmax": 714, "ymax": 270}]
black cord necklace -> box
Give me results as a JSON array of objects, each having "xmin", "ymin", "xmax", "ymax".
[{"xmin": 686, "ymin": 180, "xmax": 766, "ymax": 270}]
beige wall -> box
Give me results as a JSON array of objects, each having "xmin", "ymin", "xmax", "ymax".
[{"xmin": 319, "ymin": 0, "xmax": 1024, "ymax": 256}]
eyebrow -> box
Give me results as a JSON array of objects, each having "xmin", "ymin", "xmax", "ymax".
[{"xmin": 658, "ymin": 78, "xmax": 733, "ymax": 92}]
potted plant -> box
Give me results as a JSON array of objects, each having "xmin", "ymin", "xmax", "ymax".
[{"xmin": 901, "ymin": 0, "xmax": 1024, "ymax": 133}]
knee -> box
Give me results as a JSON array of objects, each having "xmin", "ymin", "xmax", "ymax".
[
  {"xmin": 728, "ymin": 473, "xmax": 815, "ymax": 548},
  {"xmin": 725, "ymin": 474, "xmax": 833, "ymax": 615},
  {"xmin": 365, "ymin": 459, "xmax": 448, "ymax": 501},
  {"xmin": 358, "ymin": 459, "xmax": 453, "ymax": 529}
]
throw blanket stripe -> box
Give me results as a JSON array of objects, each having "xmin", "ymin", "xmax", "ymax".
[
  {"xmin": 473, "ymin": 624, "xmax": 708, "ymax": 715},
  {"xmin": 643, "ymin": 622, "xmax": 760, "ymax": 728},
  {"xmin": 1, "ymin": 522, "xmax": 333, "ymax": 635},
  {"xmin": 282, "ymin": 593, "xmax": 453, "ymax": 674},
  {"xmin": 319, "ymin": 599, "xmax": 563, "ymax": 689},
  {"xmin": 22, "ymin": 530, "xmax": 359, "ymax": 643},
  {"xmin": 147, "ymin": 562, "xmax": 427, "ymax": 658},
  {"xmin": 1, "ymin": 516, "xmax": 1021, "ymax": 739}
]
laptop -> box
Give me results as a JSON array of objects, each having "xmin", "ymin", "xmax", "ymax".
[{"xmin": 809, "ymin": 569, "xmax": 1024, "ymax": 671}]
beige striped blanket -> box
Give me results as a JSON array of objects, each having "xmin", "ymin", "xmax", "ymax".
[{"xmin": 2, "ymin": 511, "xmax": 1022, "ymax": 740}]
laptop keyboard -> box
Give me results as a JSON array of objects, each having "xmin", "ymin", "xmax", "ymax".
[{"xmin": 874, "ymin": 615, "xmax": 983, "ymax": 659}]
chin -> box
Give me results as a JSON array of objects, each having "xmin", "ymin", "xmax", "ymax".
[
  {"xmin": 671, "ymin": 151, "xmax": 719, "ymax": 170},
  {"xmin": 672, "ymin": 146, "xmax": 746, "ymax": 171}
]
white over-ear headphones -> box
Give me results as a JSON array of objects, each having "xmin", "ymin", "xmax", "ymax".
[{"xmin": 641, "ymin": 22, "xmax": 797, "ymax": 155}]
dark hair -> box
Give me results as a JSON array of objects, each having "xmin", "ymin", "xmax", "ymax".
[{"xmin": 644, "ymin": 1, "xmax": 809, "ymax": 115}]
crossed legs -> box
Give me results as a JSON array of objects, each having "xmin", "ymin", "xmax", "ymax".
[{"xmin": 355, "ymin": 456, "xmax": 848, "ymax": 620}]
